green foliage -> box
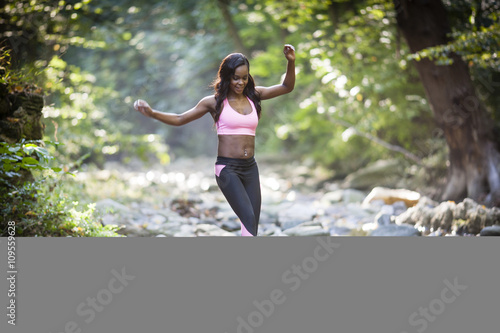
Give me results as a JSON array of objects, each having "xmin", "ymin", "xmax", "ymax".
[
  {"xmin": 0, "ymin": 140, "xmax": 62, "ymax": 179},
  {"xmin": 245, "ymin": 0, "xmax": 436, "ymax": 172},
  {"xmin": 409, "ymin": 1, "xmax": 499, "ymax": 70},
  {"xmin": 0, "ymin": 138, "xmax": 122, "ymax": 237},
  {"xmin": 409, "ymin": 22, "xmax": 500, "ymax": 70},
  {"xmin": 1, "ymin": 175, "xmax": 123, "ymax": 237}
]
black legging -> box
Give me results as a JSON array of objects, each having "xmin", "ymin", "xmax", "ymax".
[{"xmin": 215, "ymin": 156, "xmax": 261, "ymax": 236}]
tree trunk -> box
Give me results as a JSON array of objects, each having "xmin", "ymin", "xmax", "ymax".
[
  {"xmin": 217, "ymin": 0, "xmax": 249, "ymax": 55},
  {"xmin": 394, "ymin": 0, "xmax": 500, "ymax": 206}
]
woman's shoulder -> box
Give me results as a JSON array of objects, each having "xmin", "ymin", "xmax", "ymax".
[{"xmin": 199, "ymin": 95, "xmax": 217, "ymax": 110}]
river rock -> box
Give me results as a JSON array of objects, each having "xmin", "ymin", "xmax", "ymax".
[
  {"xmin": 342, "ymin": 189, "xmax": 367, "ymax": 203},
  {"xmin": 259, "ymin": 224, "xmax": 283, "ymax": 236},
  {"xmin": 150, "ymin": 214, "xmax": 167, "ymax": 224},
  {"xmin": 374, "ymin": 212, "xmax": 392, "ymax": 226},
  {"xmin": 278, "ymin": 203, "xmax": 318, "ymax": 230},
  {"xmin": 430, "ymin": 201, "xmax": 455, "ymax": 231},
  {"xmin": 479, "ymin": 225, "xmax": 500, "ymax": 236},
  {"xmin": 220, "ymin": 219, "xmax": 240, "ymax": 231},
  {"xmin": 283, "ymin": 225, "xmax": 330, "ymax": 236},
  {"xmin": 321, "ymin": 189, "xmax": 366, "ymax": 204},
  {"xmin": 395, "ymin": 201, "xmax": 433, "ymax": 226},
  {"xmin": 369, "ymin": 224, "xmax": 421, "ymax": 236},
  {"xmin": 328, "ymin": 226, "xmax": 352, "ymax": 236},
  {"xmin": 392, "ymin": 201, "xmax": 408, "ymax": 215},
  {"xmin": 174, "ymin": 224, "xmax": 197, "ymax": 237},
  {"xmin": 320, "ymin": 190, "xmax": 344, "ymax": 204},
  {"xmin": 195, "ymin": 224, "xmax": 235, "ymax": 236},
  {"xmin": 362, "ymin": 187, "xmax": 421, "ymax": 207}
]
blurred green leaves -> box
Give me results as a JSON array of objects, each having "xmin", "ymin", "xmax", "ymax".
[{"xmin": 2, "ymin": 0, "xmax": 498, "ymax": 175}]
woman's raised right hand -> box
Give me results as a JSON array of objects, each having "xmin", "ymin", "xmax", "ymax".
[{"xmin": 133, "ymin": 99, "xmax": 154, "ymax": 118}]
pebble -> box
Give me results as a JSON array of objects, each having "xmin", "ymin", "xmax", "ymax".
[{"xmin": 88, "ymin": 156, "xmax": 495, "ymax": 237}]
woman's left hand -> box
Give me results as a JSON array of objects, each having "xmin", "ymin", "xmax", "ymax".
[{"xmin": 283, "ymin": 44, "xmax": 295, "ymax": 62}]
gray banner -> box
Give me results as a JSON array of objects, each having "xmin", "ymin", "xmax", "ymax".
[{"xmin": 1, "ymin": 237, "xmax": 498, "ymax": 333}]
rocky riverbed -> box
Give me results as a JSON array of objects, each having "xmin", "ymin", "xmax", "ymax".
[{"xmin": 77, "ymin": 155, "xmax": 500, "ymax": 237}]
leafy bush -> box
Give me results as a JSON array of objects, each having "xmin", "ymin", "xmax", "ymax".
[{"xmin": 0, "ymin": 140, "xmax": 122, "ymax": 237}]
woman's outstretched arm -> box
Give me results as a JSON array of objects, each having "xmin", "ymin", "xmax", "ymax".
[
  {"xmin": 256, "ymin": 44, "xmax": 296, "ymax": 100},
  {"xmin": 134, "ymin": 95, "xmax": 215, "ymax": 126}
]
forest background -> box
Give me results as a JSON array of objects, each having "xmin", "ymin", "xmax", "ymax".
[{"xmin": 1, "ymin": 0, "xmax": 499, "ymax": 236}]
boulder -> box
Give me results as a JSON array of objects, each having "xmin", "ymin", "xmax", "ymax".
[
  {"xmin": 362, "ymin": 187, "xmax": 421, "ymax": 208},
  {"xmin": 479, "ymin": 225, "xmax": 500, "ymax": 236}
]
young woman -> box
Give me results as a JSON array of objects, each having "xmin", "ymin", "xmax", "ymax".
[{"xmin": 134, "ymin": 44, "xmax": 295, "ymax": 236}]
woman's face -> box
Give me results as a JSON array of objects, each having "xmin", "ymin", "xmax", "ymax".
[{"xmin": 229, "ymin": 64, "xmax": 249, "ymax": 96}]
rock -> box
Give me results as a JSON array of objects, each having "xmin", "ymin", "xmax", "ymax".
[
  {"xmin": 145, "ymin": 222, "xmax": 164, "ymax": 232},
  {"xmin": 479, "ymin": 225, "xmax": 500, "ymax": 236},
  {"xmin": 95, "ymin": 199, "xmax": 131, "ymax": 214},
  {"xmin": 328, "ymin": 226, "xmax": 352, "ymax": 236},
  {"xmin": 170, "ymin": 197, "xmax": 202, "ymax": 218},
  {"xmin": 320, "ymin": 190, "xmax": 344, "ymax": 204},
  {"xmin": 392, "ymin": 201, "xmax": 408, "ymax": 215},
  {"xmin": 116, "ymin": 224, "xmax": 151, "ymax": 237},
  {"xmin": 380, "ymin": 204, "xmax": 395, "ymax": 216},
  {"xmin": 174, "ymin": 225, "xmax": 197, "ymax": 237},
  {"xmin": 283, "ymin": 225, "xmax": 330, "ymax": 236},
  {"xmin": 150, "ymin": 214, "xmax": 167, "ymax": 224},
  {"xmin": 342, "ymin": 189, "xmax": 367, "ymax": 203},
  {"xmin": 156, "ymin": 209, "xmax": 189, "ymax": 224},
  {"xmin": 320, "ymin": 189, "xmax": 366, "ymax": 204},
  {"xmin": 342, "ymin": 159, "xmax": 403, "ymax": 190},
  {"xmin": 195, "ymin": 224, "xmax": 235, "ymax": 236},
  {"xmin": 369, "ymin": 224, "xmax": 421, "ymax": 236},
  {"xmin": 260, "ymin": 224, "xmax": 283, "ymax": 236},
  {"xmin": 100, "ymin": 213, "xmax": 117, "ymax": 226},
  {"xmin": 418, "ymin": 196, "xmax": 440, "ymax": 208},
  {"xmin": 159, "ymin": 222, "xmax": 183, "ymax": 235},
  {"xmin": 396, "ymin": 197, "xmax": 500, "ymax": 234},
  {"xmin": 278, "ymin": 203, "xmax": 318, "ymax": 230},
  {"xmin": 395, "ymin": 202, "xmax": 432, "ymax": 226},
  {"xmin": 220, "ymin": 219, "xmax": 240, "ymax": 231},
  {"xmin": 362, "ymin": 187, "xmax": 421, "ymax": 208},
  {"xmin": 430, "ymin": 201, "xmax": 455, "ymax": 231},
  {"xmin": 269, "ymin": 230, "xmax": 289, "ymax": 237},
  {"xmin": 375, "ymin": 213, "xmax": 392, "ymax": 226}
]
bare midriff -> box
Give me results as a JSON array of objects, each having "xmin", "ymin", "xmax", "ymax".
[{"xmin": 217, "ymin": 135, "xmax": 255, "ymax": 159}]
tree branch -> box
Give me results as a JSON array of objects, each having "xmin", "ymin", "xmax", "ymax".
[{"xmin": 328, "ymin": 116, "xmax": 423, "ymax": 165}]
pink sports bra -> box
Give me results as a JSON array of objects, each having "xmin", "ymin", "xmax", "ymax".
[{"xmin": 216, "ymin": 97, "xmax": 258, "ymax": 136}]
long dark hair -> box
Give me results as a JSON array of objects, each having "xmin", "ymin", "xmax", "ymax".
[{"xmin": 211, "ymin": 53, "xmax": 261, "ymax": 123}]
